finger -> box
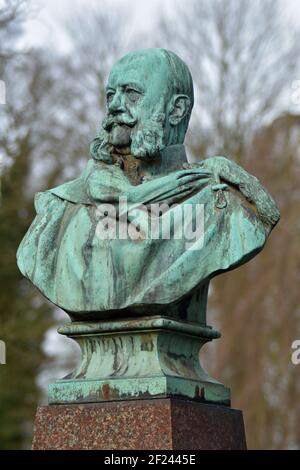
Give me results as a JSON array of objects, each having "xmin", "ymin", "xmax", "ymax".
[
  {"xmin": 176, "ymin": 171, "xmax": 211, "ymax": 181},
  {"xmin": 154, "ymin": 187, "xmax": 196, "ymax": 205}
]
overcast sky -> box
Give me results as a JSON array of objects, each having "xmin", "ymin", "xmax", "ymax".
[
  {"xmin": 23, "ymin": 0, "xmax": 173, "ymax": 51},
  {"xmin": 23, "ymin": 0, "xmax": 300, "ymax": 52}
]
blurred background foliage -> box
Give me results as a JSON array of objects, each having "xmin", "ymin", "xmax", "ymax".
[{"xmin": 0, "ymin": 0, "xmax": 300, "ymax": 449}]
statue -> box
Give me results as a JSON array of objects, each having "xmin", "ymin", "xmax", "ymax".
[{"xmin": 17, "ymin": 48, "xmax": 280, "ymax": 405}]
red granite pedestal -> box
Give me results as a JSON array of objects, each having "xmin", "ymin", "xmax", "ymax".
[{"xmin": 32, "ymin": 398, "xmax": 247, "ymax": 450}]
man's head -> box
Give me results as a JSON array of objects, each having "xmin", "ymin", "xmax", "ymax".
[{"xmin": 91, "ymin": 48, "xmax": 194, "ymax": 161}]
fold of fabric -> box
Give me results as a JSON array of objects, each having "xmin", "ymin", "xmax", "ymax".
[{"xmin": 17, "ymin": 159, "xmax": 267, "ymax": 315}]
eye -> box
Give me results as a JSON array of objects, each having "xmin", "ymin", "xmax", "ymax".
[
  {"xmin": 125, "ymin": 87, "xmax": 142, "ymax": 103},
  {"xmin": 106, "ymin": 91, "xmax": 115, "ymax": 103}
]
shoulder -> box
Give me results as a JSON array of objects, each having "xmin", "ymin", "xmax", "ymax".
[
  {"xmin": 34, "ymin": 190, "xmax": 63, "ymax": 214},
  {"xmin": 47, "ymin": 159, "xmax": 96, "ymax": 205}
]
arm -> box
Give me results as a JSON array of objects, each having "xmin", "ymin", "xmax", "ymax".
[{"xmin": 186, "ymin": 156, "xmax": 280, "ymax": 235}]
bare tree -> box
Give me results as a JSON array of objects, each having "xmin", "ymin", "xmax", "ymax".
[
  {"xmin": 0, "ymin": 3, "xmax": 137, "ymax": 448},
  {"xmin": 158, "ymin": 0, "xmax": 300, "ymax": 449},
  {"xmin": 159, "ymin": 0, "xmax": 300, "ymax": 162},
  {"xmin": 63, "ymin": 2, "xmax": 132, "ymax": 119},
  {"xmin": 0, "ymin": 0, "xmax": 30, "ymax": 63}
]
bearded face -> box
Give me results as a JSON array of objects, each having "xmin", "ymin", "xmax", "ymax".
[
  {"xmin": 91, "ymin": 96, "xmax": 167, "ymax": 163},
  {"xmin": 90, "ymin": 50, "xmax": 192, "ymax": 164}
]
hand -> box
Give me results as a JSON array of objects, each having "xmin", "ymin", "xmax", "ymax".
[{"xmin": 125, "ymin": 167, "xmax": 212, "ymax": 206}]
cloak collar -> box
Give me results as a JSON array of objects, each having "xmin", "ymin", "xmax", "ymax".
[{"xmin": 48, "ymin": 145, "xmax": 188, "ymax": 205}]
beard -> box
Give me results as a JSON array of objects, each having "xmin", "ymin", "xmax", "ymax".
[{"xmin": 90, "ymin": 106, "xmax": 166, "ymax": 163}]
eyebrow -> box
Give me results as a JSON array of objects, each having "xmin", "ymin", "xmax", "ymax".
[
  {"xmin": 106, "ymin": 82, "xmax": 144, "ymax": 93},
  {"xmin": 123, "ymin": 82, "xmax": 144, "ymax": 92}
]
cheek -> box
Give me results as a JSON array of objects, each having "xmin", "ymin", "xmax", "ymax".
[
  {"xmin": 125, "ymin": 100, "xmax": 145, "ymax": 120},
  {"xmin": 133, "ymin": 97, "xmax": 159, "ymax": 120}
]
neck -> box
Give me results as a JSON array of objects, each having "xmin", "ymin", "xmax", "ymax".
[{"xmin": 111, "ymin": 144, "xmax": 187, "ymax": 185}]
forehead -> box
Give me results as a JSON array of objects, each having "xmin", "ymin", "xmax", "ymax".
[{"xmin": 107, "ymin": 53, "xmax": 169, "ymax": 90}]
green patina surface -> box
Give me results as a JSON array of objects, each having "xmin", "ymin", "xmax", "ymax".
[
  {"xmin": 49, "ymin": 317, "xmax": 229, "ymax": 405},
  {"xmin": 17, "ymin": 49, "xmax": 280, "ymax": 404}
]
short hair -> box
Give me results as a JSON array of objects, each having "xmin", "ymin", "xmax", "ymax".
[{"xmin": 159, "ymin": 48, "xmax": 194, "ymax": 138}]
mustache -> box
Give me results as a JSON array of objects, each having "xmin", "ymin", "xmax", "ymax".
[{"xmin": 102, "ymin": 113, "xmax": 137, "ymax": 131}]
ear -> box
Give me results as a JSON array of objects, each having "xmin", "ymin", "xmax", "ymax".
[{"xmin": 168, "ymin": 94, "xmax": 191, "ymax": 126}]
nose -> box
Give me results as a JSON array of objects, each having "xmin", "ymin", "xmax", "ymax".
[{"xmin": 108, "ymin": 89, "xmax": 125, "ymax": 114}]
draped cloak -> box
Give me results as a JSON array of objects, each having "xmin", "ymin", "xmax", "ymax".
[{"xmin": 17, "ymin": 147, "xmax": 267, "ymax": 321}]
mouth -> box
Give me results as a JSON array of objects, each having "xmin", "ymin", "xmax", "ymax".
[
  {"xmin": 111, "ymin": 122, "xmax": 134, "ymax": 131},
  {"xmin": 108, "ymin": 123, "xmax": 133, "ymax": 148}
]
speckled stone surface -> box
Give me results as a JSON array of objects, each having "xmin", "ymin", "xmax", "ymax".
[{"xmin": 32, "ymin": 398, "xmax": 246, "ymax": 450}]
